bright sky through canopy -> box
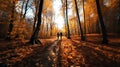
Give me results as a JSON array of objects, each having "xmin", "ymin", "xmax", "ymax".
[
  {"xmin": 17, "ymin": 0, "xmax": 65, "ymax": 30},
  {"xmin": 53, "ymin": 0, "xmax": 64, "ymax": 30}
]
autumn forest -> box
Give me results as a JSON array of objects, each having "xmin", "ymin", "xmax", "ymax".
[{"xmin": 0, "ymin": 0, "xmax": 120, "ymax": 67}]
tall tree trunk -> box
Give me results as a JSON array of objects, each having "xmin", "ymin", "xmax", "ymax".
[
  {"xmin": 50, "ymin": 16, "xmax": 53, "ymax": 36},
  {"xmin": 95, "ymin": 0, "xmax": 108, "ymax": 44},
  {"xmin": 83, "ymin": 0, "xmax": 86, "ymax": 40},
  {"xmin": 50, "ymin": 24, "xmax": 52, "ymax": 36},
  {"xmin": 46, "ymin": 23, "xmax": 49, "ymax": 37},
  {"xmin": 6, "ymin": 1, "xmax": 15, "ymax": 40},
  {"xmin": 66, "ymin": 0, "xmax": 71, "ymax": 39},
  {"xmin": 74, "ymin": 0, "xmax": 85, "ymax": 41},
  {"xmin": 29, "ymin": 0, "xmax": 44, "ymax": 45}
]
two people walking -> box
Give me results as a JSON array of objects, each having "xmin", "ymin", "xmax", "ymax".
[{"xmin": 57, "ymin": 32, "xmax": 62, "ymax": 40}]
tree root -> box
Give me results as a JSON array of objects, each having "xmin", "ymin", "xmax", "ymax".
[{"xmin": 29, "ymin": 38, "xmax": 42, "ymax": 45}]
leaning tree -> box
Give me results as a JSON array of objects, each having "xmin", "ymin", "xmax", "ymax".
[
  {"xmin": 95, "ymin": 0, "xmax": 108, "ymax": 44},
  {"xmin": 74, "ymin": 0, "xmax": 85, "ymax": 41},
  {"xmin": 29, "ymin": 0, "xmax": 44, "ymax": 45},
  {"xmin": 66, "ymin": 0, "xmax": 71, "ymax": 39}
]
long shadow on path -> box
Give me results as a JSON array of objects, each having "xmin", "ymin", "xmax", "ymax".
[
  {"xmin": 40, "ymin": 39, "xmax": 62, "ymax": 67},
  {"xmin": 70, "ymin": 40, "xmax": 120, "ymax": 67}
]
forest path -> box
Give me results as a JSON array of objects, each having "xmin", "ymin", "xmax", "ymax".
[
  {"xmin": 39, "ymin": 39, "xmax": 62, "ymax": 67},
  {"xmin": 0, "ymin": 36, "xmax": 120, "ymax": 67}
]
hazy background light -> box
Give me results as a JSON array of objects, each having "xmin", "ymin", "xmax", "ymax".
[
  {"xmin": 16, "ymin": 0, "xmax": 84, "ymax": 30},
  {"xmin": 53, "ymin": 0, "xmax": 64, "ymax": 30}
]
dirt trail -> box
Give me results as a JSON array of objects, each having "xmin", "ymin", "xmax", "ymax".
[
  {"xmin": 40, "ymin": 40, "xmax": 61, "ymax": 67},
  {"xmin": 0, "ymin": 36, "xmax": 120, "ymax": 67}
]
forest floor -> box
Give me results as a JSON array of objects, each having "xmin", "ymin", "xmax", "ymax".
[{"xmin": 0, "ymin": 34, "xmax": 120, "ymax": 67}]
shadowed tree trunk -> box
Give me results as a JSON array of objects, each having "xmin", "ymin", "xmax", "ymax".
[
  {"xmin": 66, "ymin": 0, "xmax": 71, "ymax": 39},
  {"xmin": 46, "ymin": 23, "xmax": 49, "ymax": 37},
  {"xmin": 83, "ymin": 0, "xmax": 86, "ymax": 40},
  {"xmin": 74, "ymin": 0, "xmax": 85, "ymax": 41},
  {"xmin": 29, "ymin": 0, "xmax": 44, "ymax": 45},
  {"xmin": 23, "ymin": 0, "xmax": 30, "ymax": 18},
  {"xmin": 95, "ymin": 0, "xmax": 108, "ymax": 44},
  {"xmin": 50, "ymin": 16, "xmax": 53, "ymax": 36},
  {"xmin": 6, "ymin": 1, "xmax": 15, "ymax": 40}
]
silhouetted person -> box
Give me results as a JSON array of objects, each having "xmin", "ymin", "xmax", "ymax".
[
  {"xmin": 57, "ymin": 32, "xmax": 59, "ymax": 40},
  {"xmin": 60, "ymin": 32, "xmax": 62, "ymax": 40}
]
